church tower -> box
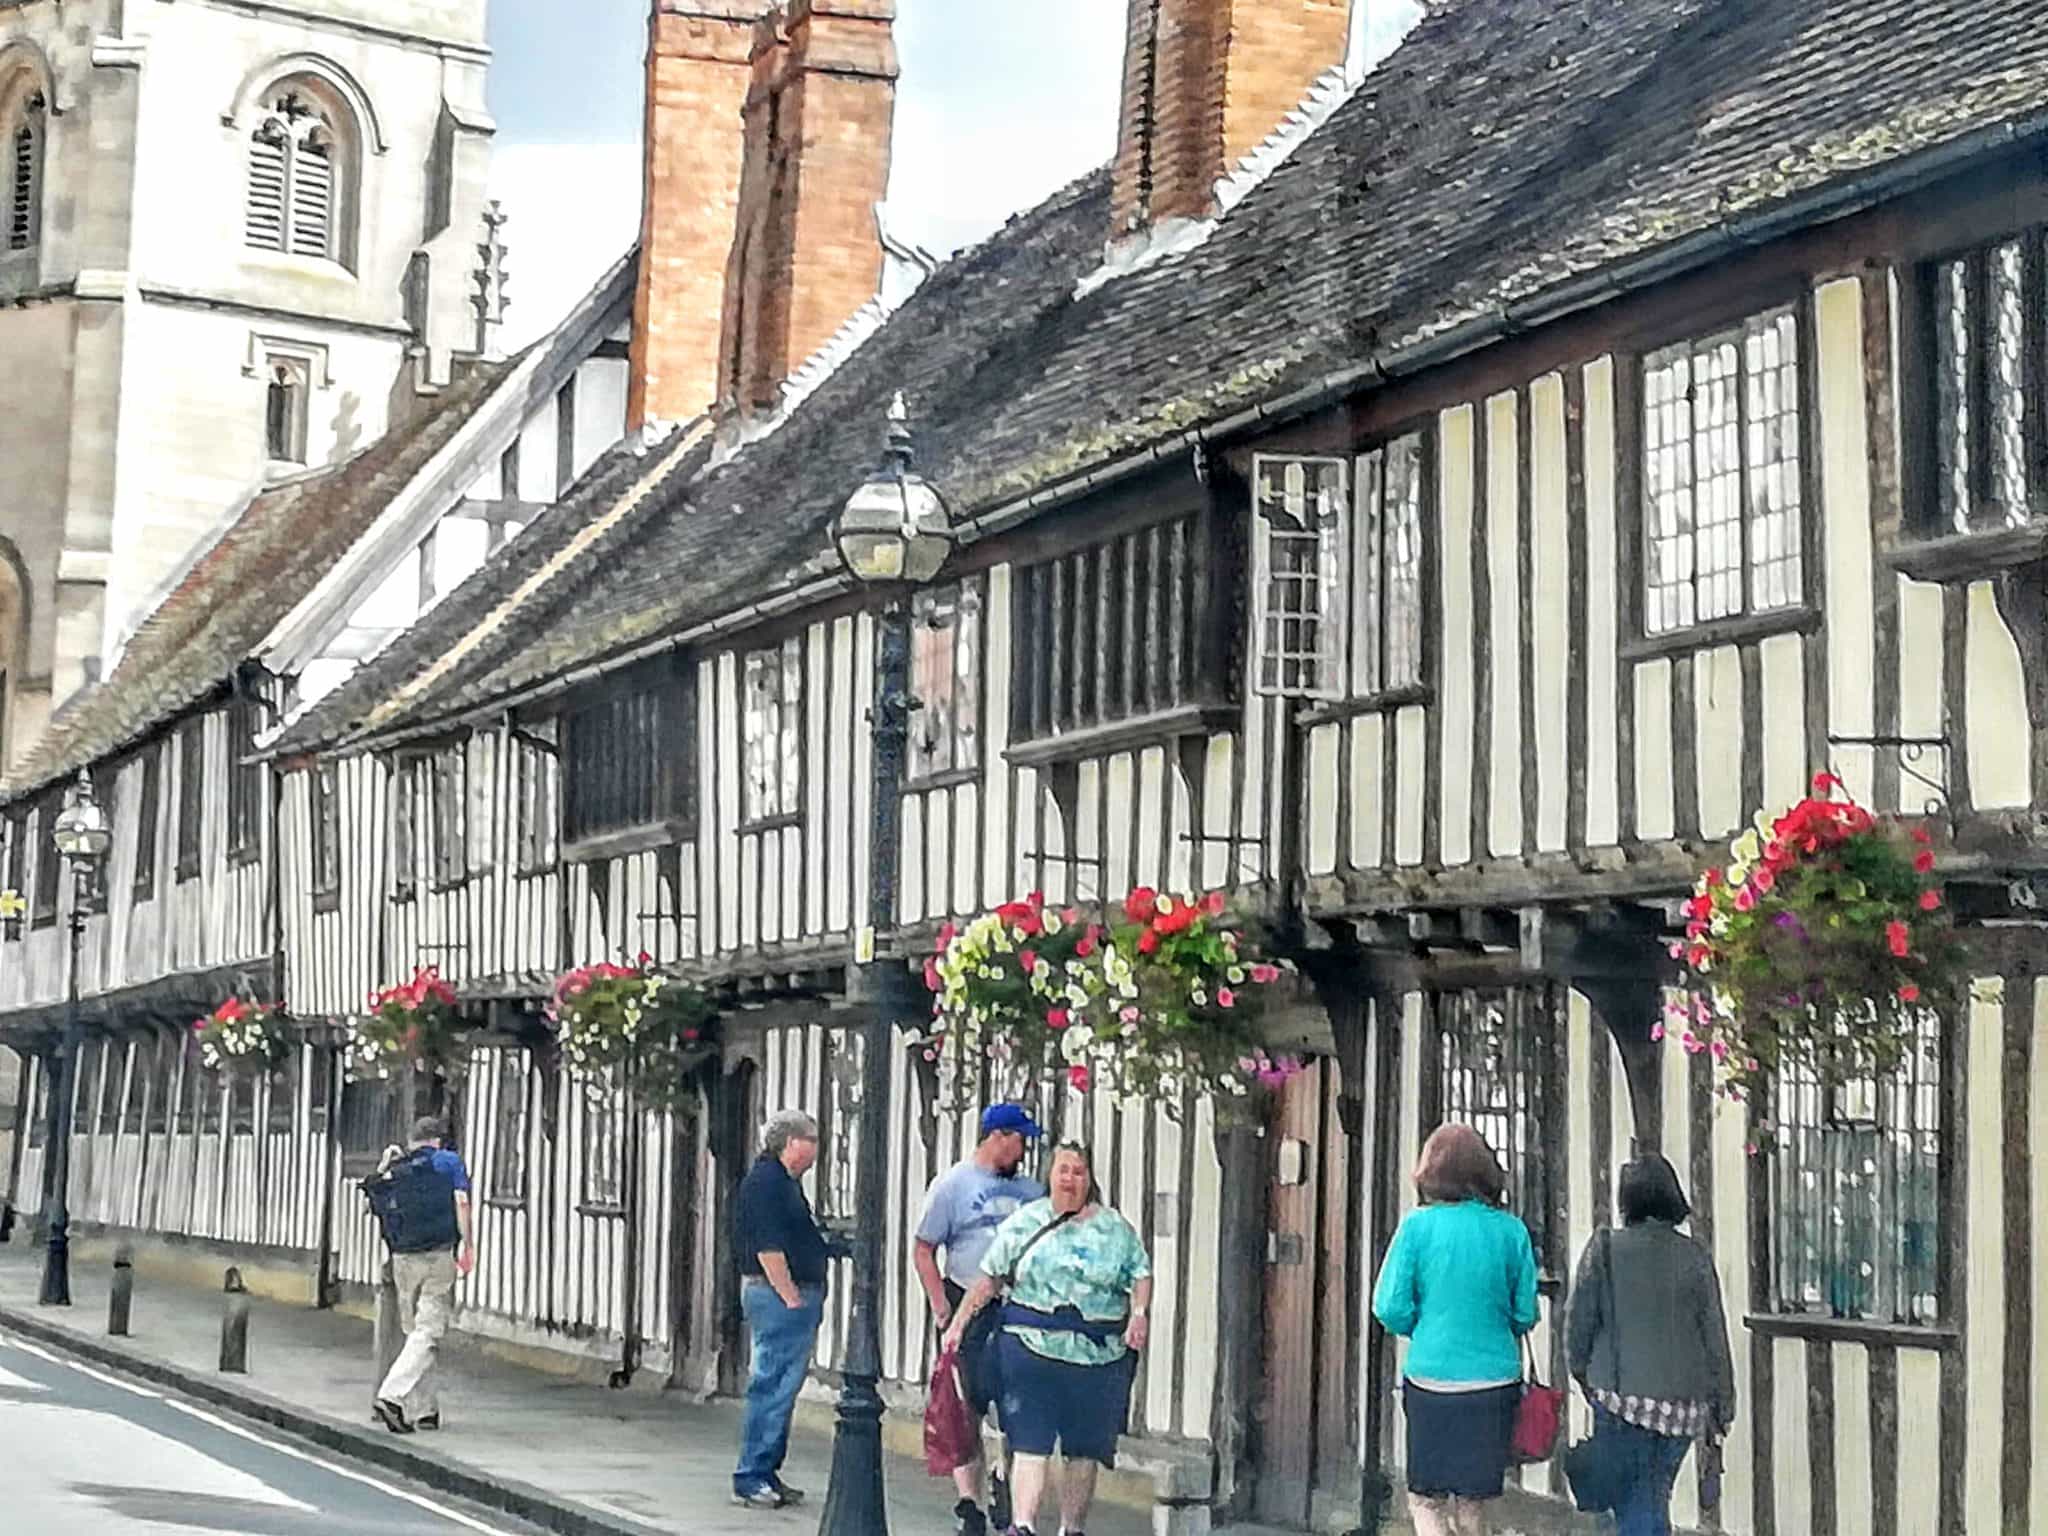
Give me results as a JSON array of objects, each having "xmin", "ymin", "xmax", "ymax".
[{"xmin": 0, "ymin": 0, "xmax": 498, "ymax": 767}]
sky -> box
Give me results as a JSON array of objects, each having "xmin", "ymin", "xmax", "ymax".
[{"xmin": 484, "ymin": 1, "xmax": 1421, "ymax": 348}]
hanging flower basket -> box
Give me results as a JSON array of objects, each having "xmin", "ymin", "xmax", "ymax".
[
  {"xmin": 548, "ymin": 953, "xmax": 721, "ymax": 1117},
  {"xmin": 1670, "ymin": 773, "xmax": 1964, "ymax": 1102},
  {"xmin": 192, "ymin": 996, "xmax": 293, "ymax": 1076},
  {"xmin": 348, "ymin": 966, "xmax": 464, "ymax": 1081},
  {"xmin": 924, "ymin": 887, "xmax": 1301, "ymax": 1103}
]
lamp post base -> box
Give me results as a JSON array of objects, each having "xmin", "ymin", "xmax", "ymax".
[
  {"xmin": 814, "ymin": 1367, "xmax": 888, "ymax": 1536},
  {"xmin": 39, "ymin": 1221, "xmax": 70, "ymax": 1307}
]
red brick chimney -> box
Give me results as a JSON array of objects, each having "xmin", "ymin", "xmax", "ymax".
[
  {"xmin": 628, "ymin": 2, "xmax": 776, "ymax": 431},
  {"xmin": 718, "ymin": 0, "xmax": 899, "ymax": 416},
  {"xmin": 1112, "ymin": 0, "xmax": 1350, "ymax": 240}
]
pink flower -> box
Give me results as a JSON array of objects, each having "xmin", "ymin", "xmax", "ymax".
[
  {"xmin": 1068, "ymin": 1064, "xmax": 1092, "ymax": 1093},
  {"xmin": 1046, "ymin": 1008, "xmax": 1070, "ymax": 1030},
  {"xmin": 1733, "ymin": 886, "xmax": 1757, "ymax": 913},
  {"xmin": 636, "ymin": 950, "xmax": 653, "ymax": 966},
  {"xmin": 1217, "ymin": 988, "xmax": 1236, "ymax": 1009},
  {"xmin": 1919, "ymin": 889, "xmax": 1942, "ymax": 912},
  {"xmin": 923, "ymin": 959, "xmax": 942, "ymax": 991},
  {"xmin": 1202, "ymin": 890, "xmax": 1227, "ymax": 917},
  {"xmin": 1650, "ymin": 1022, "xmax": 1666, "ymax": 1042},
  {"xmin": 1710, "ymin": 1039, "xmax": 1730, "ymax": 1061},
  {"xmin": 1249, "ymin": 963, "xmax": 1280, "ymax": 984},
  {"xmin": 935, "ymin": 922, "xmax": 958, "ymax": 953},
  {"xmin": 1119, "ymin": 1006, "xmax": 1141, "ymax": 1024},
  {"xmin": 1898, "ymin": 982, "xmax": 1921, "ymax": 1004},
  {"xmin": 1019, "ymin": 949, "xmax": 1039, "ymax": 975},
  {"xmin": 1744, "ymin": 1142, "xmax": 1760, "ymax": 1158}
]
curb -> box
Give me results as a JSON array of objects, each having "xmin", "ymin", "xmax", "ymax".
[{"xmin": 0, "ymin": 1304, "xmax": 671, "ymax": 1536}]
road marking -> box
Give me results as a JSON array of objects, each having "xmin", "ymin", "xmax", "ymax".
[
  {"xmin": 159, "ymin": 1400, "xmax": 527, "ymax": 1534},
  {"xmin": 2, "ymin": 1329, "xmax": 524, "ymax": 1533},
  {"xmin": 0, "ymin": 1334, "xmax": 161, "ymax": 1399},
  {"xmin": 0, "ymin": 1401, "xmax": 315, "ymax": 1510},
  {"xmin": 0, "ymin": 1362, "xmax": 47, "ymax": 1390}
]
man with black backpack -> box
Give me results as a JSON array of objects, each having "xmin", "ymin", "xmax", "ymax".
[{"xmin": 361, "ymin": 1115, "xmax": 474, "ymax": 1435}]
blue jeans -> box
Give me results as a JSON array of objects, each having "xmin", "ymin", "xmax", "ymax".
[
  {"xmin": 735, "ymin": 1280, "xmax": 824, "ymax": 1493},
  {"xmin": 1594, "ymin": 1405, "xmax": 1695, "ymax": 1536}
]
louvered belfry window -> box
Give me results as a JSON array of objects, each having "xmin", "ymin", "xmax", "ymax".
[
  {"xmin": 246, "ymin": 91, "xmax": 340, "ymax": 261},
  {"xmin": 6, "ymin": 91, "xmax": 43, "ymax": 252}
]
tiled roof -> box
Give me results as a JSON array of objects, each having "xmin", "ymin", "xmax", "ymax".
[
  {"xmin": 299, "ymin": 0, "xmax": 2048, "ymax": 750},
  {"xmin": 1, "ymin": 363, "xmax": 512, "ymax": 800}
]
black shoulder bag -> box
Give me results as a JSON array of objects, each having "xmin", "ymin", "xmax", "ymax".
[{"xmin": 1562, "ymin": 1229, "xmax": 1627, "ymax": 1513}]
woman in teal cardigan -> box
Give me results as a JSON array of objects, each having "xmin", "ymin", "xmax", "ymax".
[{"xmin": 1372, "ymin": 1123, "xmax": 1541, "ymax": 1536}]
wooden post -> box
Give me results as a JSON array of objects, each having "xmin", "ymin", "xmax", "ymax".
[
  {"xmin": 107, "ymin": 1245, "xmax": 133, "ymax": 1337},
  {"xmin": 219, "ymin": 1267, "xmax": 249, "ymax": 1374},
  {"xmin": 372, "ymin": 1255, "xmax": 402, "ymax": 1400}
]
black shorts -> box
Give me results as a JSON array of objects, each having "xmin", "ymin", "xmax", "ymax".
[{"xmin": 943, "ymin": 1280, "xmax": 1000, "ymax": 1417}]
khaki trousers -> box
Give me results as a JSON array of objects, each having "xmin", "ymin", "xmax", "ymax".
[{"xmin": 377, "ymin": 1248, "xmax": 457, "ymax": 1416}]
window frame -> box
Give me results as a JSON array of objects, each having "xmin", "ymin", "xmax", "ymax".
[
  {"xmin": 4, "ymin": 86, "xmax": 45, "ymax": 255},
  {"xmin": 513, "ymin": 726, "xmax": 559, "ymax": 877},
  {"xmin": 388, "ymin": 754, "xmax": 419, "ymax": 903},
  {"xmin": 175, "ymin": 721, "xmax": 205, "ymax": 882},
  {"xmin": 579, "ymin": 1068, "xmax": 627, "ymax": 1215},
  {"xmin": 1632, "ymin": 302, "xmax": 1814, "ymax": 645},
  {"xmin": 30, "ymin": 793, "xmax": 58, "ymax": 928},
  {"xmin": 1904, "ymin": 225, "xmax": 2048, "ymax": 537},
  {"xmin": 309, "ymin": 759, "xmax": 341, "ymax": 912},
  {"xmin": 226, "ymin": 695, "xmax": 263, "ymax": 863},
  {"xmin": 5, "ymin": 808, "xmax": 27, "ymax": 939},
  {"xmin": 1251, "ymin": 427, "xmax": 1434, "ymax": 710},
  {"xmin": 429, "ymin": 745, "xmax": 468, "ymax": 890},
  {"xmin": 1424, "ymin": 984, "xmax": 1566, "ymax": 1279},
  {"xmin": 562, "ymin": 659, "xmax": 695, "ymax": 855},
  {"xmin": 739, "ymin": 637, "xmax": 804, "ymax": 830},
  {"xmin": 132, "ymin": 741, "xmax": 161, "ymax": 901},
  {"xmin": 907, "ymin": 577, "xmax": 985, "ymax": 787},
  {"xmin": 245, "ymin": 84, "xmax": 352, "ymax": 268},
  {"xmin": 1757, "ymin": 1005, "xmax": 1949, "ymax": 1333},
  {"xmin": 486, "ymin": 1049, "xmax": 531, "ymax": 1207}
]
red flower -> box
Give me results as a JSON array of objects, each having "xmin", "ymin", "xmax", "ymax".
[
  {"xmin": 1154, "ymin": 903, "xmax": 1199, "ymax": 937},
  {"xmin": 1703, "ymin": 867, "xmax": 1724, "ymax": 887},
  {"xmin": 1919, "ymin": 889, "xmax": 1942, "ymax": 911},
  {"xmin": 1686, "ymin": 893, "xmax": 1714, "ymax": 921},
  {"xmin": 1046, "ymin": 1008, "xmax": 1070, "ymax": 1029},
  {"xmin": 1913, "ymin": 850, "xmax": 1936, "ymax": 874},
  {"xmin": 1911, "ymin": 826, "xmax": 1933, "ymax": 846},
  {"xmin": 1020, "ymin": 949, "xmax": 1039, "ymax": 975},
  {"xmin": 1898, "ymin": 983, "xmax": 1922, "ymax": 1004},
  {"xmin": 1068, "ymin": 1064, "xmax": 1092, "ymax": 1093},
  {"xmin": 1124, "ymin": 887, "xmax": 1159, "ymax": 924},
  {"xmin": 1202, "ymin": 890, "xmax": 1227, "ymax": 917},
  {"xmin": 935, "ymin": 922, "xmax": 958, "ymax": 953},
  {"xmin": 1687, "ymin": 943, "xmax": 1711, "ymax": 968},
  {"xmin": 1137, "ymin": 930, "xmax": 1160, "ymax": 955},
  {"xmin": 636, "ymin": 950, "xmax": 653, "ymax": 967},
  {"xmin": 1886, "ymin": 920, "xmax": 1910, "ymax": 958},
  {"xmin": 1074, "ymin": 926, "xmax": 1099, "ymax": 959},
  {"xmin": 1812, "ymin": 770, "xmax": 1843, "ymax": 794},
  {"xmin": 1061, "ymin": 908, "xmax": 1080, "ymax": 927}
]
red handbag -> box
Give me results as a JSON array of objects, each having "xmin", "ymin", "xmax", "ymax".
[
  {"xmin": 923, "ymin": 1345, "xmax": 979, "ymax": 1476},
  {"xmin": 1510, "ymin": 1336, "xmax": 1565, "ymax": 1464}
]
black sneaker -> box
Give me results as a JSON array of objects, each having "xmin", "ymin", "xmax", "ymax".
[
  {"xmin": 989, "ymin": 1473, "xmax": 1012, "ymax": 1531},
  {"xmin": 731, "ymin": 1485, "xmax": 786, "ymax": 1510},
  {"xmin": 415, "ymin": 1413, "xmax": 441, "ymax": 1431},
  {"xmin": 371, "ymin": 1399, "xmax": 414, "ymax": 1435},
  {"xmin": 953, "ymin": 1498, "xmax": 988, "ymax": 1536},
  {"xmin": 770, "ymin": 1477, "xmax": 805, "ymax": 1505}
]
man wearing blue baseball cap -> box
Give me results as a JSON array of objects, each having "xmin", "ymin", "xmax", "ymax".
[{"xmin": 915, "ymin": 1103, "xmax": 1046, "ymax": 1536}]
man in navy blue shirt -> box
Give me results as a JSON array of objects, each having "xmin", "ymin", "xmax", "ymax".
[
  {"xmin": 731, "ymin": 1108, "xmax": 828, "ymax": 1510},
  {"xmin": 369, "ymin": 1116, "xmax": 473, "ymax": 1435}
]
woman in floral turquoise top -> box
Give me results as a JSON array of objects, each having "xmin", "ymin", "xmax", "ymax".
[{"xmin": 945, "ymin": 1143, "xmax": 1151, "ymax": 1536}]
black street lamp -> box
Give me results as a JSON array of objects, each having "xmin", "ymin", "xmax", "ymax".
[
  {"xmin": 39, "ymin": 767, "xmax": 111, "ymax": 1307},
  {"xmin": 817, "ymin": 395, "xmax": 954, "ymax": 1536}
]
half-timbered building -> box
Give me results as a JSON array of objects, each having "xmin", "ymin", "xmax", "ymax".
[{"xmin": 10, "ymin": 1, "xmax": 2048, "ymax": 1533}]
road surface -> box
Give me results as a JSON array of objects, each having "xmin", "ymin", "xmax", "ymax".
[{"xmin": 0, "ymin": 1326, "xmax": 537, "ymax": 1535}]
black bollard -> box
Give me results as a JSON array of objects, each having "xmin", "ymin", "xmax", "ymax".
[
  {"xmin": 107, "ymin": 1246, "xmax": 133, "ymax": 1337},
  {"xmin": 219, "ymin": 1267, "xmax": 249, "ymax": 1374}
]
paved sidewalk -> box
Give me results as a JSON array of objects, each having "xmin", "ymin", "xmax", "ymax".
[{"xmin": 0, "ymin": 1244, "xmax": 1171, "ymax": 1536}]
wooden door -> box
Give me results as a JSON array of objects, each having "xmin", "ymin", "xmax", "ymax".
[{"xmin": 1255, "ymin": 1058, "xmax": 1357, "ymax": 1527}]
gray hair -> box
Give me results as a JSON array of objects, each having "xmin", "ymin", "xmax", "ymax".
[{"xmin": 760, "ymin": 1109, "xmax": 820, "ymax": 1158}]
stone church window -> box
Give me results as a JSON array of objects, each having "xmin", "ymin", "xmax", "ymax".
[
  {"xmin": 265, "ymin": 357, "xmax": 310, "ymax": 464},
  {"xmin": 5, "ymin": 89, "xmax": 42, "ymax": 253},
  {"xmin": 246, "ymin": 87, "xmax": 349, "ymax": 264}
]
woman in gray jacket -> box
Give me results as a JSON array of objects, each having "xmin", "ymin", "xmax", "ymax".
[{"xmin": 1566, "ymin": 1155, "xmax": 1735, "ymax": 1536}]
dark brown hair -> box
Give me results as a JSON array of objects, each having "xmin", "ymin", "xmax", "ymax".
[
  {"xmin": 1413, "ymin": 1123, "xmax": 1507, "ymax": 1206},
  {"xmin": 1618, "ymin": 1153, "xmax": 1691, "ymax": 1226}
]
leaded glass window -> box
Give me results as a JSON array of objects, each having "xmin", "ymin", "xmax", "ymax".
[
  {"xmin": 741, "ymin": 638, "xmax": 802, "ymax": 824},
  {"xmin": 1642, "ymin": 308, "xmax": 1804, "ymax": 634},
  {"xmin": 1253, "ymin": 430, "xmax": 1428, "ymax": 701},
  {"xmin": 1767, "ymin": 1008, "xmax": 1942, "ymax": 1325},
  {"xmin": 909, "ymin": 579, "xmax": 983, "ymax": 782},
  {"xmin": 1434, "ymin": 985, "xmax": 1563, "ymax": 1272},
  {"xmin": 1927, "ymin": 232, "xmax": 2047, "ymax": 532}
]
